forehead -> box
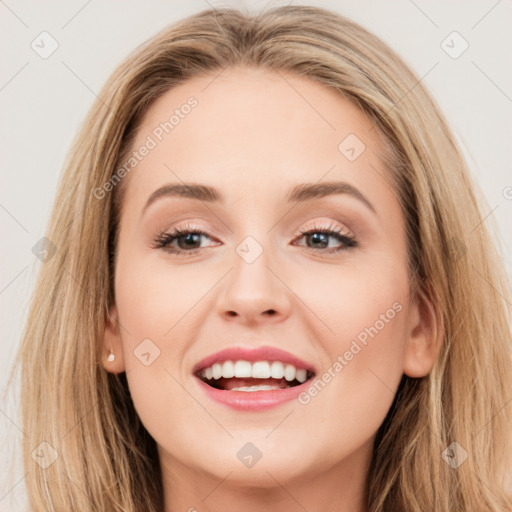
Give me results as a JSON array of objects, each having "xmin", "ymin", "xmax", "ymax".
[{"xmin": 122, "ymin": 66, "xmax": 394, "ymax": 210}]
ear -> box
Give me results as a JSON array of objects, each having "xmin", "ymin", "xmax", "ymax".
[
  {"xmin": 403, "ymin": 288, "xmax": 443, "ymax": 378},
  {"xmin": 101, "ymin": 305, "xmax": 126, "ymax": 374}
]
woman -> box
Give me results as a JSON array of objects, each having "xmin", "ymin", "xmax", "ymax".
[{"xmin": 12, "ymin": 5, "xmax": 512, "ymax": 511}]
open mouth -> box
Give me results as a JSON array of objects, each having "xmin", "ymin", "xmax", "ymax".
[{"xmin": 196, "ymin": 360, "xmax": 315, "ymax": 392}]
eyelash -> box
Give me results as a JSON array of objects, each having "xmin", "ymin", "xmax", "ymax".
[{"xmin": 152, "ymin": 222, "xmax": 358, "ymax": 256}]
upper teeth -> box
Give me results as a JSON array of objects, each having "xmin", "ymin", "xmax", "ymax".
[{"xmin": 200, "ymin": 360, "xmax": 308, "ymax": 383}]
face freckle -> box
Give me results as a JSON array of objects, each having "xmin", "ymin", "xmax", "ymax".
[{"xmin": 104, "ymin": 65, "xmax": 419, "ymax": 500}]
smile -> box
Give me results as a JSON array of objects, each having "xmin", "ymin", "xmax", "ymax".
[{"xmin": 193, "ymin": 346, "xmax": 316, "ymax": 410}]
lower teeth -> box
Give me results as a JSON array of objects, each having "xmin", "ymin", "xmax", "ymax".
[{"xmin": 231, "ymin": 385, "xmax": 282, "ymax": 392}]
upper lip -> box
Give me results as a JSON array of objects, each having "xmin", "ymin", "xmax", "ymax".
[{"xmin": 193, "ymin": 345, "xmax": 316, "ymax": 375}]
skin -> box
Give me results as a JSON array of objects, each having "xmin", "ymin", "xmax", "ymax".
[{"xmin": 102, "ymin": 66, "xmax": 440, "ymax": 512}]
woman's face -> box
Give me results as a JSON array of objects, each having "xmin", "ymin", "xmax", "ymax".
[{"xmin": 103, "ymin": 67, "xmax": 433, "ymax": 495}]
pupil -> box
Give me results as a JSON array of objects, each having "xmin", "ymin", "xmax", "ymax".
[
  {"xmin": 181, "ymin": 233, "xmax": 200, "ymax": 249},
  {"xmin": 310, "ymin": 232, "xmax": 327, "ymax": 248}
]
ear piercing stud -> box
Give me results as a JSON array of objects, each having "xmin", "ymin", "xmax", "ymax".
[{"xmin": 107, "ymin": 351, "xmax": 115, "ymax": 362}]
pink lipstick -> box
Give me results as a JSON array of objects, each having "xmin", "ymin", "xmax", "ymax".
[{"xmin": 193, "ymin": 346, "xmax": 316, "ymax": 411}]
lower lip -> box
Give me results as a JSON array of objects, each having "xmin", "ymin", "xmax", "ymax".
[{"xmin": 195, "ymin": 377, "xmax": 309, "ymax": 411}]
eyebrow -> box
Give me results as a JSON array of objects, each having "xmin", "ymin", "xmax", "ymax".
[{"xmin": 142, "ymin": 180, "xmax": 376, "ymax": 214}]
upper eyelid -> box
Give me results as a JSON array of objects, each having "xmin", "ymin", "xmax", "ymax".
[{"xmin": 164, "ymin": 221, "xmax": 353, "ymax": 238}]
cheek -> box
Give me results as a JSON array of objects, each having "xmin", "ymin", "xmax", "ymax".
[
  {"xmin": 292, "ymin": 250, "xmax": 409, "ymax": 361},
  {"xmin": 297, "ymin": 275, "xmax": 408, "ymax": 455},
  {"xmin": 326, "ymin": 264, "xmax": 408, "ymax": 396},
  {"xmin": 113, "ymin": 257, "xmax": 211, "ymax": 454},
  {"xmin": 292, "ymin": 259, "xmax": 409, "ymax": 431},
  {"xmin": 114, "ymin": 254, "xmax": 206, "ymax": 349},
  {"xmin": 326, "ymin": 289, "xmax": 407, "ymax": 405}
]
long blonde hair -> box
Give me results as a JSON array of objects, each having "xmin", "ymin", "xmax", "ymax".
[{"xmin": 9, "ymin": 5, "xmax": 512, "ymax": 511}]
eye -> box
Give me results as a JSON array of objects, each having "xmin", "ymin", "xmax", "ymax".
[
  {"xmin": 152, "ymin": 223, "xmax": 218, "ymax": 256},
  {"xmin": 293, "ymin": 222, "xmax": 358, "ymax": 253}
]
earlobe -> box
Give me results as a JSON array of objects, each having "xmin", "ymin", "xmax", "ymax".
[
  {"xmin": 101, "ymin": 305, "xmax": 126, "ymax": 374},
  {"xmin": 403, "ymin": 289, "xmax": 443, "ymax": 378}
]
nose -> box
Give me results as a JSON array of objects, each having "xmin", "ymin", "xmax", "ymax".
[{"xmin": 216, "ymin": 244, "xmax": 291, "ymax": 326}]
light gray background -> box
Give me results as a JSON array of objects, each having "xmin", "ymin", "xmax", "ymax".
[{"xmin": 1, "ymin": 1, "xmax": 511, "ymax": 509}]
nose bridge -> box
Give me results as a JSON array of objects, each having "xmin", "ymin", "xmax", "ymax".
[{"xmin": 216, "ymin": 229, "xmax": 291, "ymax": 323}]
